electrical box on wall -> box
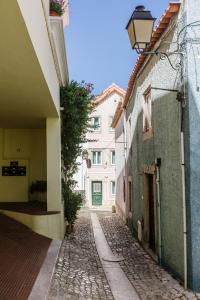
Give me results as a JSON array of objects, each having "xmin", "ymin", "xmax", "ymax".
[{"xmin": 2, "ymin": 161, "xmax": 26, "ymax": 176}]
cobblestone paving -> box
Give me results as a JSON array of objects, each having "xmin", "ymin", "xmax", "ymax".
[
  {"xmin": 48, "ymin": 211, "xmax": 113, "ymax": 300},
  {"xmin": 99, "ymin": 213, "xmax": 200, "ymax": 300}
]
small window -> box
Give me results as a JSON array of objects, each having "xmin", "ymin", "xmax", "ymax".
[
  {"xmin": 92, "ymin": 117, "xmax": 101, "ymax": 131},
  {"xmin": 92, "ymin": 151, "xmax": 102, "ymax": 165},
  {"xmin": 143, "ymin": 89, "xmax": 152, "ymax": 133},
  {"xmin": 111, "ymin": 181, "xmax": 116, "ymax": 195},
  {"xmin": 109, "ymin": 116, "xmax": 115, "ymax": 132},
  {"xmin": 111, "ymin": 150, "xmax": 115, "ymax": 165}
]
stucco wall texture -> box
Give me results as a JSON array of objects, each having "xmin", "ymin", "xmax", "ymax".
[
  {"xmin": 115, "ymin": 112, "xmax": 127, "ymax": 220},
  {"xmin": 125, "ymin": 13, "xmax": 185, "ymax": 280},
  {"xmin": 184, "ymin": 0, "xmax": 200, "ymax": 291}
]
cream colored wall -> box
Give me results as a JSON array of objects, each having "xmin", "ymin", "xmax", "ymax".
[
  {"xmin": 0, "ymin": 128, "xmax": 46, "ymax": 202},
  {"xmin": 46, "ymin": 118, "xmax": 62, "ymax": 211},
  {"xmin": 17, "ymin": 0, "xmax": 60, "ymax": 112},
  {"xmin": 0, "ymin": 210, "xmax": 65, "ymax": 240},
  {"xmin": 50, "ymin": 17, "xmax": 69, "ymax": 86},
  {"xmin": 43, "ymin": 0, "xmax": 50, "ymax": 17},
  {"xmin": 0, "ymin": 124, "xmax": 65, "ymax": 240},
  {"xmin": 115, "ymin": 113, "xmax": 127, "ymax": 219}
]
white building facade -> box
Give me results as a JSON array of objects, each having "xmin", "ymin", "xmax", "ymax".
[
  {"xmin": 112, "ymin": 102, "xmax": 128, "ymax": 222},
  {"xmin": 85, "ymin": 84, "xmax": 125, "ymax": 209}
]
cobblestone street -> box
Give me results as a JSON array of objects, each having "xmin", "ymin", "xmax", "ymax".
[
  {"xmin": 48, "ymin": 210, "xmax": 113, "ymax": 300},
  {"xmin": 99, "ymin": 213, "xmax": 200, "ymax": 300},
  {"xmin": 48, "ymin": 210, "xmax": 200, "ymax": 300}
]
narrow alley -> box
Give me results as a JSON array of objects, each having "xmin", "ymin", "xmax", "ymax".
[{"xmin": 48, "ymin": 210, "xmax": 200, "ymax": 300}]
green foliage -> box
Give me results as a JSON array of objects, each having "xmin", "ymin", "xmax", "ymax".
[
  {"xmin": 61, "ymin": 81, "xmax": 93, "ymax": 175},
  {"xmin": 50, "ymin": 0, "xmax": 65, "ymax": 16},
  {"xmin": 62, "ymin": 179, "xmax": 82, "ymax": 229},
  {"xmin": 61, "ymin": 81, "xmax": 93, "ymax": 228}
]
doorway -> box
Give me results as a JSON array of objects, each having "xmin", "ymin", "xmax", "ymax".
[
  {"xmin": 147, "ymin": 174, "xmax": 156, "ymax": 252},
  {"xmin": 92, "ymin": 181, "xmax": 102, "ymax": 206},
  {"xmin": 143, "ymin": 166, "xmax": 157, "ymax": 257}
]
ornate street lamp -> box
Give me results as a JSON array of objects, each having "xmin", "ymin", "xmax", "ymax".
[
  {"xmin": 125, "ymin": 5, "xmax": 184, "ymax": 71},
  {"xmin": 126, "ymin": 5, "xmax": 156, "ymax": 52},
  {"xmin": 82, "ymin": 150, "xmax": 91, "ymax": 168}
]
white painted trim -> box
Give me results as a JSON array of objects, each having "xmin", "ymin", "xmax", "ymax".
[
  {"xmin": 110, "ymin": 180, "xmax": 116, "ymax": 196},
  {"xmin": 92, "ymin": 150, "xmax": 103, "ymax": 166},
  {"xmin": 87, "ymin": 172, "xmax": 115, "ymax": 175},
  {"xmin": 50, "ymin": 16, "xmax": 69, "ymax": 86},
  {"xmin": 110, "ymin": 150, "xmax": 116, "ymax": 166}
]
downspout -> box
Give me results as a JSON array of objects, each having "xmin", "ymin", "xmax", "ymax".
[
  {"xmin": 155, "ymin": 158, "xmax": 162, "ymax": 265},
  {"xmin": 181, "ymin": 54, "xmax": 187, "ymax": 290},
  {"xmin": 181, "ymin": 0, "xmax": 187, "ymax": 285},
  {"xmin": 123, "ymin": 110, "xmax": 128, "ymax": 216},
  {"xmin": 181, "ymin": 130, "xmax": 187, "ymax": 289}
]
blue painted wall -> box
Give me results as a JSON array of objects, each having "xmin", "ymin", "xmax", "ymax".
[
  {"xmin": 184, "ymin": 0, "xmax": 200, "ymax": 291},
  {"xmin": 124, "ymin": 0, "xmax": 200, "ymax": 290},
  {"xmin": 125, "ymin": 19, "xmax": 185, "ymax": 279}
]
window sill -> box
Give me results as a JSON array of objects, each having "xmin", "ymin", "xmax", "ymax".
[
  {"xmin": 92, "ymin": 130, "xmax": 101, "ymax": 133},
  {"xmin": 143, "ymin": 128, "xmax": 153, "ymax": 141}
]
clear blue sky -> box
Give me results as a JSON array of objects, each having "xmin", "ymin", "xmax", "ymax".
[{"xmin": 65, "ymin": 0, "xmax": 169, "ymax": 95}]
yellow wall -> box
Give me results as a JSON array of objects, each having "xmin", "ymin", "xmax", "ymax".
[
  {"xmin": 17, "ymin": 0, "xmax": 60, "ymax": 112},
  {"xmin": 46, "ymin": 118, "xmax": 61, "ymax": 211},
  {"xmin": 0, "ymin": 128, "xmax": 46, "ymax": 202},
  {"xmin": 0, "ymin": 209, "xmax": 65, "ymax": 240}
]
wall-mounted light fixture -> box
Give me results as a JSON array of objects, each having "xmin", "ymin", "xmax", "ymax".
[
  {"xmin": 82, "ymin": 149, "xmax": 89, "ymax": 160},
  {"xmin": 126, "ymin": 6, "xmax": 156, "ymax": 52},
  {"xmin": 82, "ymin": 150, "xmax": 91, "ymax": 168},
  {"xmin": 126, "ymin": 5, "xmax": 183, "ymax": 70}
]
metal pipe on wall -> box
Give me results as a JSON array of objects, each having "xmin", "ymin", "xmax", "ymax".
[
  {"xmin": 180, "ymin": 0, "xmax": 188, "ymax": 284},
  {"xmin": 181, "ymin": 130, "xmax": 187, "ymax": 289},
  {"xmin": 155, "ymin": 159, "xmax": 162, "ymax": 265}
]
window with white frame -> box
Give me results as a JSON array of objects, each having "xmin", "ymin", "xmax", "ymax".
[
  {"xmin": 92, "ymin": 151, "xmax": 102, "ymax": 165},
  {"xmin": 143, "ymin": 88, "xmax": 152, "ymax": 133},
  {"xmin": 109, "ymin": 116, "xmax": 115, "ymax": 131},
  {"xmin": 92, "ymin": 116, "xmax": 101, "ymax": 131},
  {"xmin": 110, "ymin": 150, "xmax": 115, "ymax": 165},
  {"xmin": 110, "ymin": 181, "xmax": 116, "ymax": 195}
]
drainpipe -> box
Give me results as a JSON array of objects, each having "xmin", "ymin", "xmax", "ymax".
[
  {"xmin": 181, "ymin": 130, "xmax": 187, "ymax": 289},
  {"xmin": 123, "ymin": 111, "xmax": 128, "ymax": 216},
  {"xmin": 155, "ymin": 158, "xmax": 162, "ymax": 265},
  {"xmin": 180, "ymin": 5, "xmax": 187, "ymax": 285}
]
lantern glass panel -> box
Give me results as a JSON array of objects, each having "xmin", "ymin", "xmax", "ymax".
[
  {"xmin": 133, "ymin": 19, "xmax": 154, "ymax": 49},
  {"xmin": 127, "ymin": 21, "xmax": 136, "ymax": 49}
]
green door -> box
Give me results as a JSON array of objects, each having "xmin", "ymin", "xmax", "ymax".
[{"xmin": 92, "ymin": 181, "xmax": 102, "ymax": 206}]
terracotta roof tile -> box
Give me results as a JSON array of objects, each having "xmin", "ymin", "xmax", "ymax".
[{"xmin": 93, "ymin": 83, "xmax": 126, "ymax": 106}]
